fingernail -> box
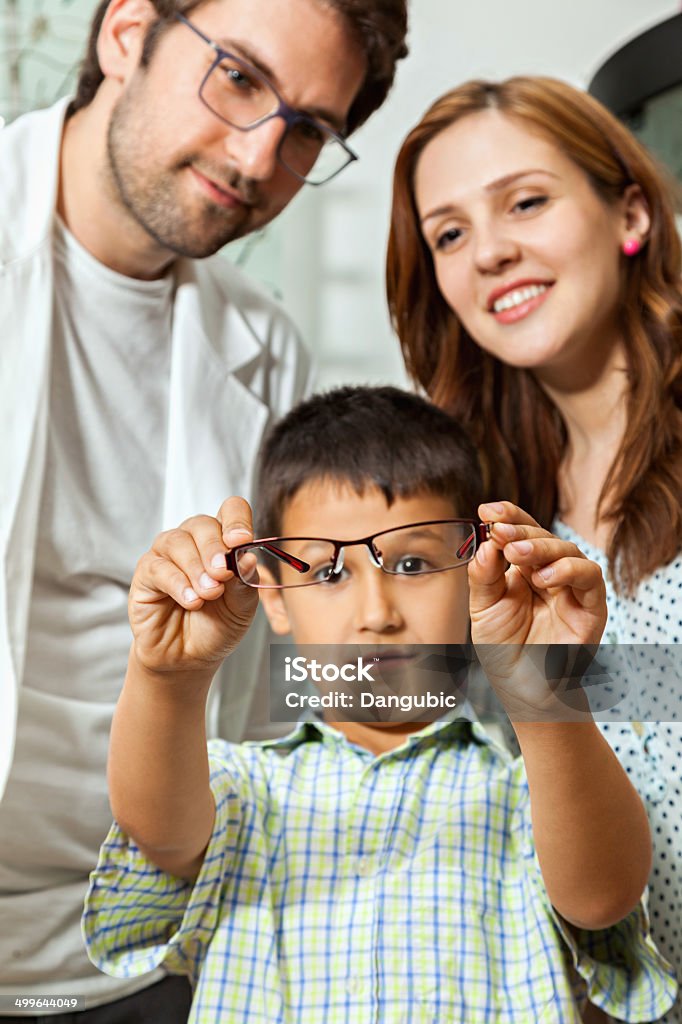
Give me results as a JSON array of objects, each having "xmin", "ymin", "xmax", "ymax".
[
  {"xmin": 226, "ymin": 527, "xmax": 252, "ymax": 544},
  {"xmin": 199, "ymin": 573, "xmax": 220, "ymax": 589},
  {"xmin": 510, "ymin": 540, "xmax": 532, "ymax": 554},
  {"xmin": 183, "ymin": 587, "xmax": 199, "ymax": 603},
  {"xmin": 211, "ymin": 553, "xmax": 227, "ymax": 570},
  {"xmin": 492, "ymin": 522, "xmax": 515, "ymax": 539},
  {"xmin": 537, "ymin": 567, "xmax": 553, "ymax": 581},
  {"xmin": 482, "ymin": 501, "xmax": 505, "ymax": 514}
]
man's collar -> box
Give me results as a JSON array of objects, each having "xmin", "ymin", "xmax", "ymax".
[{"xmin": 0, "ymin": 97, "xmax": 71, "ymax": 263}]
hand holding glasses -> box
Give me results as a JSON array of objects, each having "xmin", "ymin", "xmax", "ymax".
[{"xmin": 226, "ymin": 520, "xmax": 492, "ymax": 589}]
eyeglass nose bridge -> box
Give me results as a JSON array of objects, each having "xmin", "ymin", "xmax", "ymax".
[
  {"xmin": 201, "ymin": 76, "xmax": 315, "ymax": 183},
  {"xmin": 330, "ymin": 545, "xmax": 345, "ymax": 576},
  {"xmin": 366, "ymin": 540, "xmax": 384, "ymax": 569},
  {"xmin": 330, "ymin": 539, "xmax": 384, "ymax": 577},
  {"xmin": 232, "ymin": 97, "xmax": 294, "ymax": 139}
]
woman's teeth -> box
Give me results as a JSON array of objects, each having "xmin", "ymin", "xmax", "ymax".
[{"xmin": 493, "ymin": 283, "xmax": 548, "ymax": 313}]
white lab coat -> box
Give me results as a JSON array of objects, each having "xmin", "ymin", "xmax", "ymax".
[{"xmin": 0, "ymin": 99, "xmax": 312, "ymax": 801}]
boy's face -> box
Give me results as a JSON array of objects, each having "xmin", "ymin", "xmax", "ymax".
[{"xmin": 259, "ymin": 479, "xmax": 471, "ymax": 647}]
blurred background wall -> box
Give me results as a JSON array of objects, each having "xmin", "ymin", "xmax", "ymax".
[{"xmin": 1, "ymin": 0, "xmax": 678, "ymax": 387}]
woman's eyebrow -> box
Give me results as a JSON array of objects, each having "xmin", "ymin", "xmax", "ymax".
[{"xmin": 484, "ymin": 168, "xmax": 560, "ymax": 193}]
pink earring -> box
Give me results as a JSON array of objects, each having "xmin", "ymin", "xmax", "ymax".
[{"xmin": 622, "ymin": 238, "xmax": 642, "ymax": 257}]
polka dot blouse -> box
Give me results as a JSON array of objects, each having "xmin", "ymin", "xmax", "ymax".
[{"xmin": 554, "ymin": 520, "xmax": 682, "ymax": 1023}]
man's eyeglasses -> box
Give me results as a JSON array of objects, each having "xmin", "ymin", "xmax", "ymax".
[
  {"xmin": 176, "ymin": 14, "xmax": 358, "ymax": 186},
  {"xmin": 226, "ymin": 520, "xmax": 491, "ymax": 590}
]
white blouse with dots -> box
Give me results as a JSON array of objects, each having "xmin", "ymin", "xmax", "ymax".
[{"xmin": 555, "ymin": 520, "xmax": 682, "ymax": 1022}]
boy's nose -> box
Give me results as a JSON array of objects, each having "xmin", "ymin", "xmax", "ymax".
[
  {"xmin": 353, "ymin": 571, "xmax": 404, "ymax": 636},
  {"xmin": 223, "ymin": 118, "xmax": 287, "ymax": 182}
]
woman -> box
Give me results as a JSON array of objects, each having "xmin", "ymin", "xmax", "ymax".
[{"xmin": 387, "ymin": 77, "xmax": 682, "ymax": 1018}]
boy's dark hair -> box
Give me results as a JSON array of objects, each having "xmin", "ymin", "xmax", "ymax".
[
  {"xmin": 256, "ymin": 386, "xmax": 484, "ymax": 537},
  {"xmin": 70, "ymin": 0, "xmax": 409, "ymax": 136}
]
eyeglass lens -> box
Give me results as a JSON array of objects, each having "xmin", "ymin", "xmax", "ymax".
[
  {"xmin": 234, "ymin": 522, "xmax": 479, "ymax": 590},
  {"xmin": 201, "ymin": 56, "xmax": 349, "ymax": 184}
]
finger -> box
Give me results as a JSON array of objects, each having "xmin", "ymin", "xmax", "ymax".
[
  {"xmin": 488, "ymin": 522, "xmax": 554, "ymax": 549},
  {"xmin": 132, "ymin": 551, "xmax": 206, "ymax": 610},
  {"xmin": 216, "ymin": 496, "xmax": 254, "ymax": 549},
  {"xmin": 233, "ymin": 549, "xmax": 260, "ymax": 586},
  {"xmin": 178, "ymin": 513, "xmax": 235, "ymax": 580},
  {"xmin": 529, "ymin": 556, "xmax": 605, "ymax": 608},
  {"xmin": 478, "ymin": 501, "xmax": 541, "ymax": 529},
  {"xmin": 218, "ymin": 570, "xmax": 260, "ymax": 626},
  {"xmin": 152, "ymin": 527, "xmax": 225, "ymax": 600},
  {"xmin": 501, "ymin": 535, "xmax": 587, "ymax": 570},
  {"xmin": 467, "ymin": 539, "xmax": 509, "ymax": 609}
]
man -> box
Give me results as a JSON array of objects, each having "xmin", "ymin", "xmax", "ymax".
[{"xmin": 0, "ymin": 0, "xmax": 408, "ymax": 1019}]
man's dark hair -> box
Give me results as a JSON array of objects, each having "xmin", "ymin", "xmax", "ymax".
[
  {"xmin": 255, "ymin": 386, "xmax": 484, "ymax": 538},
  {"xmin": 71, "ymin": 0, "xmax": 408, "ymax": 134}
]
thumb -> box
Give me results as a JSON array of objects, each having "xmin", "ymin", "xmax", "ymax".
[
  {"xmin": 467, "ymin": 541, "xmax": 508, "ymax": 615},
  {"xmin": 221, "ymin": 567, "xmax": 260, "ymax": 625}
]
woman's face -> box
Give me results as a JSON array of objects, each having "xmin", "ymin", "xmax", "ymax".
[{"xmin": 415, "ymin": 109, "xmax": 641, "ymax": 385}]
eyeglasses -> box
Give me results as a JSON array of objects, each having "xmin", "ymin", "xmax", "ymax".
[
  {"xmin": 175, "ymin": 14, "xmax": 358, "ymax": 186},
  {"xmin": 226, "ymin": 520, "xmax": 491, "ymax": 590}
]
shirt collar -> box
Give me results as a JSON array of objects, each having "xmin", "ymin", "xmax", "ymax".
[{"xmin": 247, "ymin": 702, "xmax": 512, "ymax": 762}]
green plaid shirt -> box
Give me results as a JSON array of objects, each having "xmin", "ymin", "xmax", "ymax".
[{"xmin": 84, "ymin": 715, "xmax": 676, "ymax": 1022}]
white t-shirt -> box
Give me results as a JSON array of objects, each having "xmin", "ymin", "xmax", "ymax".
[{"xmin": 0, "ymin": 217, "xmax": 173, "ymax": 1008}]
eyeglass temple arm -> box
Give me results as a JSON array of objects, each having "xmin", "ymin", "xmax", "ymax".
[
  {"xmin": 456, "ymin": 522, "xmax": 492, "ymax": 560},
  {"xmin": 225, "ymin": 542, "xmax": 310, "ymax": 575}
]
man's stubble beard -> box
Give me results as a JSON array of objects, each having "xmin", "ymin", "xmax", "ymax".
[{"xmin": 105, "ymin": 89, "xmax": 259, "ymax": 260}]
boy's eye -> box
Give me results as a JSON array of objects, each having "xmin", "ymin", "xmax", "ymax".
[
  {"xmin": 311, "ymin": 563, "xmax": 348, "ymax": 585},
  {"xmin": 393, "ymin": 555, "xmax": 430, "ymax": 575},
  {"xmin": 310, "ymin": 562, "xmax": 333, "ymax": 583}
]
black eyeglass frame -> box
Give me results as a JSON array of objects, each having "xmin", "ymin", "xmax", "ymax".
[
  {"xmin": 225, "ymin": 520, "xmax": 492, "ymax": 590},
  {"xmin": 175, "ymin": 13, "xmax": 358, "ymax": 186}
]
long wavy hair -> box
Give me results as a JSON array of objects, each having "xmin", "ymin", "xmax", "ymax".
[
  {"xmin": 70, "ymin": 0, "xmax": 408, "ymax": 135},
  {"xmin": 386, "ymin": 76, "xmax": 682, "ymax": 593}
]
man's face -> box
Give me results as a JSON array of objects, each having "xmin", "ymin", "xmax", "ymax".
[{"xmin": 106, "ymin": 0, "xmax": 366, "ymax": 258}]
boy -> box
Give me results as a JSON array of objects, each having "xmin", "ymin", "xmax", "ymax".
[{"xmin": 83, "ymin": 387, "xmax": 676, "ymax": 1023}]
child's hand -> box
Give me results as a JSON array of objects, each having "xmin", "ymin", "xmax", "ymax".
[
  {"xmin": 468, "ymin": 501, "xmax": 607, "ymax": 717},
  {"xmin": 128, "ymin": 497, "xmax": 259, "ymax": 676}
]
